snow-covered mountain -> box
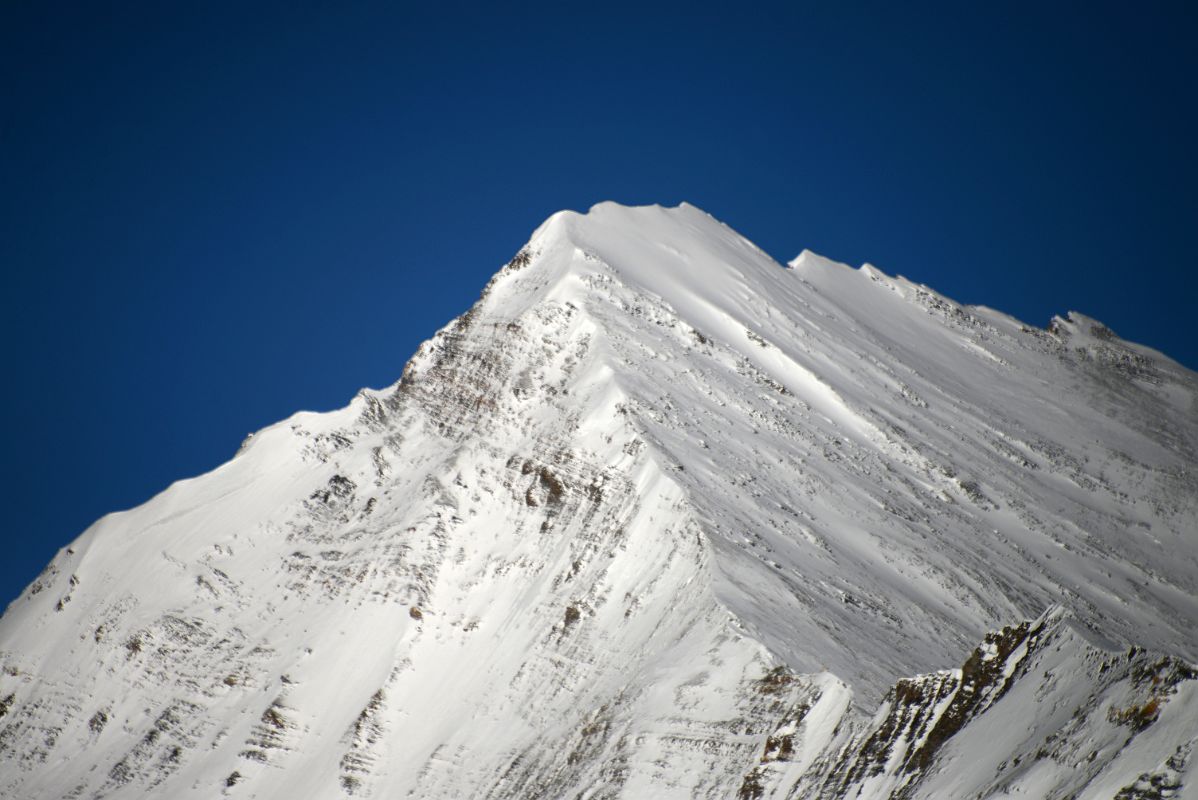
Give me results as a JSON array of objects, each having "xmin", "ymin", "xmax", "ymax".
[{"xmin": 2, "ymin": 202, "xmax": 1196, "ymax": 799}]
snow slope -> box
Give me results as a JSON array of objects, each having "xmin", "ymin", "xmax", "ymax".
[{"xmin": 1, "ymin": 202, "xmax": 1195, "ymax": 799}]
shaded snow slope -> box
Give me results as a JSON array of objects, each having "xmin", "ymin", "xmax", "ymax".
[{"xmin": 1, "ymin": 202, "xmax": 1195, "ymax": 799}]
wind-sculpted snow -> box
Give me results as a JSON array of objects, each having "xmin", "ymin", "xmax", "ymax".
[{"xmin": 1, "ymin": 202, "xmax": 1195, "ymax": 798}]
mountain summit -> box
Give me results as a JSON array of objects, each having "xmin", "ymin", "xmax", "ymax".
[{"xmin": 3, "ymin": 203, "xmax": 1196, "ymax": 798}]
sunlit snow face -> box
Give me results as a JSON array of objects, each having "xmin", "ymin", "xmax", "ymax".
[{"xmin": 1, "ymin": 203, "xmax": 1194, "ymax": 800}]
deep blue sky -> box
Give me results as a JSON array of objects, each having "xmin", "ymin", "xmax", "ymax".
[{"xmin": 2, "ymin": 2, "xmax": 1196, "ymax": 606}]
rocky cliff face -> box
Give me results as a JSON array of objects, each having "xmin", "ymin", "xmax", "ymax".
[
  {"xmin": 2, "ymin": 203, "xmax": 1196, "ymax": 798},
  {"xmin": 745, "ymin": 609, "xmax": 1196, "ymax": 799}
]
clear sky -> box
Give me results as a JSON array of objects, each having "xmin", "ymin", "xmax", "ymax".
[{"xmin": 2, "ymin": 2, "xmax": 1196, "ymax": 606}]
